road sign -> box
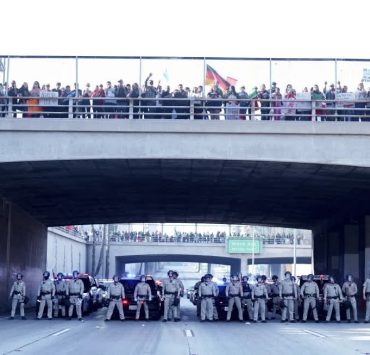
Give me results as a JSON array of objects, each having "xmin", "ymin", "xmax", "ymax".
[{"xmin": 227, "ymin": 238, "xmax": 261, "ymax": 254}]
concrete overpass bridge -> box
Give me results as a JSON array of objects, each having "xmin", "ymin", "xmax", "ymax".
[
  {"xmin": 1, "ymin": 119, "xmax": 370, "ymax": 309},
  {"xmin": 86, "ymin": 241, "xmax": 312, "ymax": 276}
]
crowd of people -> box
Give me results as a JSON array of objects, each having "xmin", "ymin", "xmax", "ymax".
[{"xmin": 1, "ymin": 74, "xmax": 370, "ymax": 121}]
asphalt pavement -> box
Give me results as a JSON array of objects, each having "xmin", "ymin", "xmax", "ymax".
[{"xmin": 1, "ymin": 300, "xmax": 370, "ymax": 355}]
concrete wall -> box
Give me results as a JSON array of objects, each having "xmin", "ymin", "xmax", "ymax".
[
  {"xmin": 0, "ymin": 200, "xmax": 47, "ymax": 312},
  {"xmin": 47, "ymin": 228, "xmax": 87, "ymax": 275}
]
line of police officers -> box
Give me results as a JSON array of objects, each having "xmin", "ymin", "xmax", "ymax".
[{"xmin": 196, "ymin": 271, "xmax": 370, "ymax": 323}]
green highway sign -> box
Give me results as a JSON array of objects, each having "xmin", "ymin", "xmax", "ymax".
[{"xmin": 227, "ymin": 239, "xmax": 261, "ymax": 254}]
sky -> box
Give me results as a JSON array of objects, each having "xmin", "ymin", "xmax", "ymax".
[{"xmin": 1, "ymin": 0, "xmax": 370, "ymax": 90}]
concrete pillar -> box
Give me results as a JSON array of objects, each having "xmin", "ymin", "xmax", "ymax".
[
  {"xmin": 327, "ymin": 230, "xmax": 343, "ymax": 280},
  {"xmin": 207, "ymin": 263, "xmax": 212, "ymax": 274},
  {"xmin": 343, "ymin": 224, "xmax": 360, "ymax": 280},
  {"xmin": 313, "ymin": 230, "xmax": 328, "ymax": 274},
  {"xmin": 363, "ymin": 216, "xmax": 370, "ymax": 279},
  {"xmin": 0, "ymin": 200, "xmax": 47, "ymax": 312}
]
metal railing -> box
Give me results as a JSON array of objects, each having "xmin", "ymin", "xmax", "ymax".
[{"xmin": 1, "ymin": 96, "xmax": 370, "ymax": 121}]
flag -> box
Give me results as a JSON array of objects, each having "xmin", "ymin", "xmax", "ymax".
[
  {"xmin": 226, "ymin": 76, "xmax": 238, "ymax": 87},
  {"xmin": 205, "ymin": 64, "xmax": 230, "ymax": 92}
]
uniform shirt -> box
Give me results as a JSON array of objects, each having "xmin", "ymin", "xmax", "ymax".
[
  {"xmin": 242, "ymin": 282, "xmax": 252, "ymax": 296},
  {"xmin": 212, "ymin": 281, "xmax": 219, "ymax": 297},
  {"xmin": 107, "ymin": 282, "xmax": 125, "ymax": 298},
  {"xmin": 162, "ymin": 279, "xmax": 180, "ymax": 296},
  {"xmin": 342, "ymin": 281, "xmax": 357, "ymax": 297},
  {"xmin": 68, "ymin": 278, "xmax": 84, "ymax": 296},
  {"xmin": 324, "ymin": 283, "xmax": 343, "ymax": 299},
  {"xmin": 38, "ymin": 279, "xmax": 55, "ymax": 297},
  {"xmin": 300, "ymin": 281, "xmax": 319, "ymax": 297},
  {"xmin": 226, "ymin": 282, "xmax": 243, "ymax": 297},
  {"xmin": 363, "ymin": 279, "xmax": 370, "ymax": 293},
  {"xmin": 134, "ymin": 282, "xmax": 152, "ymax": 299},
  {"xmin": 252, "ymin": 283, "xmax": 269, "ymax": 298},
  {"xmin": 10, "ymin": 281, "xmax": 26, "ymax": 297},
  {"xmin": 198, "ymin": 282, "xmax": 216, "ymax": 297},
  {"xmin": 55, "ymin": 280, "xmax": 67, "ymax": 295},
  {"xmin": 279, "ymin": 280, "xmax": 297, "ymax": 298},
  {"xmin": 270, "ymin": 283, "xmax": 280, "ymax": 296}
]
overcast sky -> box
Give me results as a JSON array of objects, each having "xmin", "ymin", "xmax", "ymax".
[{"xmin": 2, "ymin": 0, "xmax": 370, "ymax": 90}]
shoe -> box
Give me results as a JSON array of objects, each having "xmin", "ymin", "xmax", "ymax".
[
  {"xmin": 21, "ymin": 317, "xmax": 26, "ymax": 320},
  {"xmin": 48, "ymin": 318, "xmax": 52, "ymax": 320},
  {"xmin": 252, "ymin": 320, "xmax": 257, "ymax": 323},
  {"xmin": 104, "ymin": 319, "xmax": 110, "ymax": 322},
  {"xmin": 315, "ymin": 320, "xmax": 319, "ymax": 323},
  {"xmin": 325, "ymin": 320, "xmax": 330, "ymax": 323},
  {"xmin": 271, "ymin": 317, "xmax": 276, "ymax": 320},
  {"xmin": 226, "ymin": 319, "xmax": 231, "ymax": 322},
  {"xmin": 280, "ymin": 320, "xmax": 286, "ymax": 323},
  {"xmin": 67, "ymin": 317, "xmax": 72, "ymax": 320},
  {"xmin": 213, "ymin": 319, "xmax": 218, "ymax": 322},
  {"xmin": 262, "ymin": 320, "xmax": 267, "ymax": 323},
  {"xmin": 145, "ymin": 318, "xmax": 149, "ymax": 321},
  {"xmin": 162, "ymin": 319, "xmax": 167, "ymax": 322},
  {"xmin": 78, "ymin": 318, "xmax": 83, "ymax": 321},
  {"xmin": 35, "ymin": 318, "xmax": 40, "ymax": 320},
  {"xmin": 174, "ymin": 318, "xmax": 180, "ymax": 322},
  {"xmin": 239, "ymin": 319, "xmax": 245, "ymax": 322},
  {"xmin": 200, "ymin": 320, "xmax": 205, "ymax": 322},
  {"xmin": 8, "ymin": 317, "xmax": 14, "ymax": 320},
  {"xmin": 364, "ymin": 321, "xmax": 369, "ymax": 324},
  {"xmin": 336, "ymin": 320, "xmax": 341, "ymax": 323},
  {"xmin": 120, "ymin": 319, "xmax": 125, "ymax": 322},
  {"xmin": 354, "ymin": 320, "xmax": 359, "ymax": 323},
  {"xmin": 290, "ymin": 320, "xmax": 296, "ymax": 323},
  {"xmin": 301, "ymin": 320, "xmax": 306, "ymax": 323}
]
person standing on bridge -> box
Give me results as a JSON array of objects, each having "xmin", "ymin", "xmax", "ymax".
[
  {"xmin": 134, "ymin": 275, "xmax": 152, "ymax": 321},
  {"xmin": 54, "ymin": 272, "xmax": 68, "ymax": 318},
  {"xmin": 300, "ymin": 274, "xmax": 319, "ymax": 323},
  {"xmin": 279, "ymin": 271, "xmax": 297, "ymax": 323},
  {"xmin": 68, "ymin": 270, "xmax": 84, "ymax": 321},
  {"xmin": 324, "ymin": 275, "xmax": 343, "ymax": 323},
  {"xmin": 363, "ymin": 273, "xmax": 370, "ymax": 323},
  {"xmin": 342, "ymin": 274, "xmax": 358, "ymax": 323},
  {"xmin": 198, "ymin": 274, "xmax": 217, "ymax": 321},
  {"xmin": 162, "ymin": 270, "xmax": 181, "ymax": 322},
  {"xmin": 105, "ymin": 275, "xmax": 125, "ymax": 321},
  {"xmin": 9, "ymin": 273, "xmax": 27, "ymax": 320},
  {"xmin": 252, "ymin": 275, "xmax": 269, "ymax": 323},
  {"xmin": 226, "ymin": 275, "xmax": 243, "ymax": 322},
  {"xmin": 172, "ymin": 271, "xmax": 184, "ymax": 321},
  {"xmin": 36, "ymin": 271, "xmax": 55, "ymax": 320}
]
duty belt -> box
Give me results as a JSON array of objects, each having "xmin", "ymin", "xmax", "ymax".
[
  {"xmin": 347, "ymin": 295, "xmax": 355, "ymax": 298},
  {"xmin": 243, "ymin": 294, "xmax": 251, "ymax": 299},
  {"xmin": 272, "ymin": 294, "xmax": 280, "ymax": 297},
  {"xmin": 69, "ymin": 292, "xmax": 80, "ymax": 296},
  {"xmin": 282, "ymin": 293, "xmax": 294, "ymax": 297},
  {"xmin": 56, "ymin": 291, "xmax": 66, "ymax": 296},
  {"xmin": 111, "ymin": 295, "xmax": 121, "ymax": 300},
  {"xmin": 137, "ymin": 294, "xmax": 148, "ymax": 297},
  {"xmin": 41, "ymin": 291, "xmax": 51, "ymax": 295},
  {"xmin": 327, "ymin": 296, "xmax": 338, "ymax": 299},
  {"xmin": 229, "ymin": 294, "xmax": 240, "ymax": 297},
  {"xmin": 165, "ymin": 291, "xmax": 177, "ymax": 295},
  {"xmin": 304, "ymin": 293, "xmax": 316, "ymax": 297},
  {"xmin": 255, "ymin": 295, "xmax": 266, "ymax": 299},
  {"xmin": 13, "ymin": 291, "xmax": 21, "ymax": 295},
  {"xmin": 202, "ymin": 295, "xmax": 213, "ymax": 298}
]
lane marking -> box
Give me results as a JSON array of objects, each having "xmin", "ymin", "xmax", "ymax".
[
  {"xmin": 52, "ymin": 328, "xmax": 70, "ymax": 337},
  {"xmin": 185, "ymin": 329, "xmax": 194, "ymax": 337},
  {"xmin": 303, "ymin": 329, "xmax": 326, "ymax": 338}
]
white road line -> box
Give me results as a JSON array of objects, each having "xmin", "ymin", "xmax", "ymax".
[
  {"xmin": 185, "ymin": 329, "xmax": 193, "ymax": 337},
  {"xmin": 52, "ymin": 328, "xmax": 70, "ymax": 337},
  {"xmin": 303, "ymin": 329, "xmax": 326, "ymax": 338}
]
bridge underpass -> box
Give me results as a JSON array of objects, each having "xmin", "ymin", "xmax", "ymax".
[{"xmin": 1, "ymin": 120, "xmax": 370, "ymax": 311}]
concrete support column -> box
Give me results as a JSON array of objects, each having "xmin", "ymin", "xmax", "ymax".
[
  {"xmin": 343, "ymin": 224, "xmax": 360, "ymax": 280},
  {"xmin": 363, "ymin": 216, "xmax": 370, "ymax": 280},
  {"xmin": 313, "ymin": 229, "xmax": 328, "ymax": 274},
  {"xmin": 327, "ymin": 230, "xmax": 343, "ymax": 280}
]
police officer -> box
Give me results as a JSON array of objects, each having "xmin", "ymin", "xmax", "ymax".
[
  {"xmin": 363, "ymin": 272, "xmax": 370, "ymax": 323},
  {"xmin": 279, "ymin": 271, "xmax": 297, "ymax": 323},
  {"xmin": 198, "ymin": 274, "xmax": 217, "ymax": 321},
  {"xmin": 54, "ymin": 272, "xmax": 68, "ymax": 318},
  {"xmin": 252, "ymin": 276, "xmax": 269, "ymax": 323},
  {"xmin": 342, "ymin": 274, "xmax": 358, "ymax": 323},
  {"xmin": 269, "ymin": 275, "xmax": 280, "ymax": 320},
  {"xmin": 226, "ymin": 275, "xmax": 243, "ymax": 322},
  {"xmin": 134, "ymin": 275, "xmax": 152, "ymax": 320},
  {"xmin": 205, "ymin": 274, "xmax": 219, "ymax": 321},
  {"xmin": 68, "ymin": 270, "xmax": 84, "ymax": 321},
  {"xmin": 241, "ymin": 276, "xmax": 253, "ymax": 321},
  {"xmin": 37, "ymin": 271, "xmax": 55, "ymax": 320},
  {"xmin": 9, "ymin": 273, "xmax": 26, "ymax": 320},
  {"xmin": 324, "ymin": 275, "xmax": 343, "ymax": 323},
  {"xmin": 292, "ymin": 276, "xmax": 301, "ymax": 321},
  {"xmin": 105, "ymin": 275, "xmax": 125, "ymax": 321},
  {"xmin": 261, "ymin": 275, "xmax": 269, "ymax": 320},
  {"xmin": 162, "ymin": 270, "xmax": 180, "ymax": 322},
  {"xmin": 300, "ymin": 274, "xmax": 319, "ymax": 323},
  {"xmin": 172, "ymin": 271, "xmax": 184, "ymax": 321}
]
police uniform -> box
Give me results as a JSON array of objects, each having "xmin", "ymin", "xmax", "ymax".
[
  {"xmin": 68, "ymin": 278, "xmax": 84, "ymax": 319},
  {"xmin": 173, "ymin": 277, "xmax": 184, "ymax": 320},
  {"xmin": 279, "ymin": 279, "xmax": 297, "ymax": 321},
  {"xmin": 294, "ymin": 283, "xmax": 301, "ymax": 321},
  {"xmin": 342, "ymin": 281, "xmax": 358, "ymax": 322},
  {"xmin": 37, "ymin": 279, "xmax": 55, "ymax": 319},
  {"xmin": 198, "ymin": 281, "xmax": 216, "ymax": 321},
  {"xmin": 226, "ymin": 281, "xmax": 243, "ymax": 321},
  {"xmin": 252, "ymin": 283, "xmax": 269, "ymax": 321},
  {"xmin": 134, "ymin": 281, "xmax": 152, "ymax": 320},
  {"xmin": 212, "ymin": 281, "xmax": 219, "ymax": 320},
  {"xmin": 324, "ymin": 282, "xmax": 343, "ymax": 321},
  {"xmin": 9, "ymin": 280, "xmax": 26, "ymax": 318},
  {"xmin": 106, "ymin": 282, "xmax": 125, "ymax": 320},
  {"xmin": 242, "ymin": 281, "xmax": 254, "ymax": 320},
  {"xmin": 300, "ymin": 280, "xmax": 319, "ymax": 321},
  {"xmin": 162, "ymin": 279, "xmax": 180, "ymax": 321},
  {"xmin": 269, "ymin": 282, "xmax": 280, "ymax": 319},
  {"xmin": 363, "ymin": 278, "xmax": 370, "ymax": 322},
  {"xmin": 54, "ymin": 279, "xmax": 68, "ymax": 317}
]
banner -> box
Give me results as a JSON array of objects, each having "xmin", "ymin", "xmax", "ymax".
[
  {"xmin": 295, "ymin": 92, "xmax": 311, "ymax": 110},
  {"xmin": 39, "ymin": 91, "xmax": 59, "ymax": 106},
  {"xmin": 362, "ymin": 68, "xmax": 370, "ymax": 82},
  {"xmin": 336, "ymin": 92, "xmax": 355, "ymax": 108}
]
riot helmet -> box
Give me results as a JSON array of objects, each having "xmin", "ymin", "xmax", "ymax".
[
  {"xmin": 43, "ymin": 271, "xmax": 50, "ymax": 280},
  {"xmin": 346, "ymin": 274, "xmax": 353, "ymax": 282},
  {"xmin": 16, "ymin": 273, "xmax": 23, "ymax": 280},
  {"xmin": 172, "ymin": 271, "xmax": 179, "ymax": 278},
  {"xmin": 57, "ymin": 272, "xmax": 64, "ymax": 280},
  {"xmin": 112, "ymin": 275, "xmax": 119, "ymax": 283},
  {"xmin": 72, "ymin": 270, "xmax": 79, "ymax": 279},
  {"xmin": 272, "ymin": 275, "xmax": 278, "ymax": 281},
  {"xmin": 284, "ymin": 271, "xmax": 292, "ymax": 280},
  {"xmin": 307, "ymin": 274, "xmax": 314, "ymax": 281},
  {"xmin": 140, "ymin": 275, "xmax": 146, "ymax": 282}
]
